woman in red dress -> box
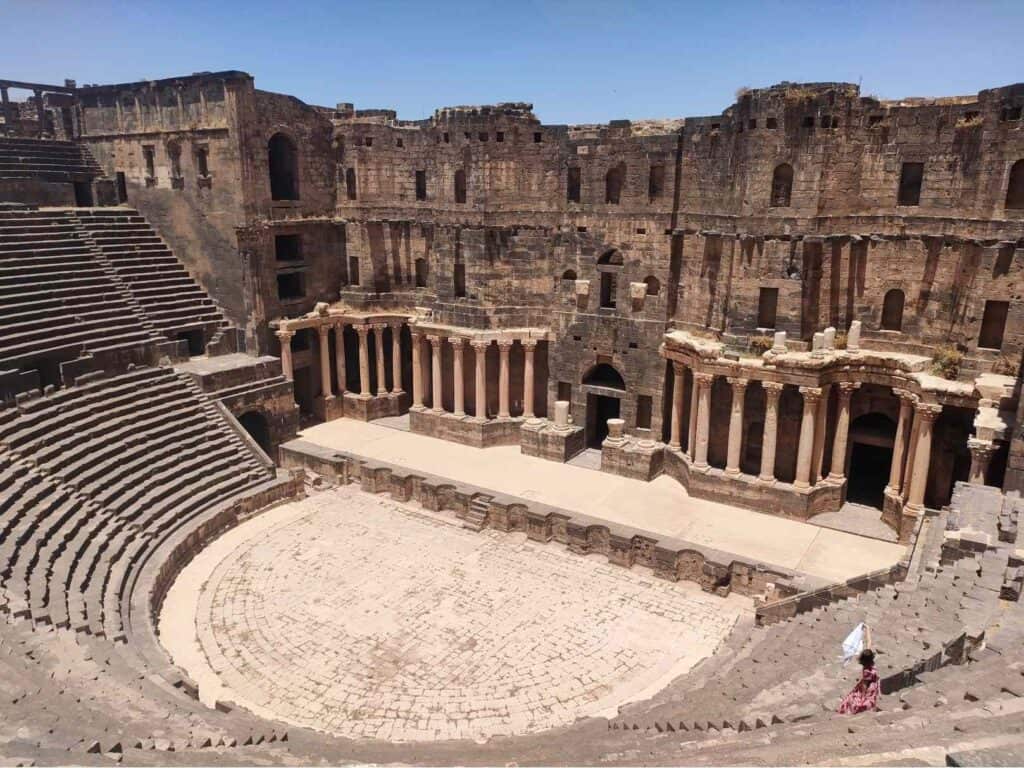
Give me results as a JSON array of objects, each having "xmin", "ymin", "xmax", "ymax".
[{"xmin": 838, "ymin": 648, "xmax": 880, "ymax": 714}]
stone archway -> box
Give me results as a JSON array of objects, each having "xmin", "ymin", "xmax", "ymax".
[
  {"xmin": 238, "ymin": 410, "xmax": 272, "ymax": 455},
  {"xmin": 582, "ymin": 363, "xmax": 626, "ymax": 448}
]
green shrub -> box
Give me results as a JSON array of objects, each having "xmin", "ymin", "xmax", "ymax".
[
  {"xmin": 932, "ymin": 346, "xmax": 963, "ymax": 380},
  {"xmin": 749, "ymin": 335, "xmax": 774, "ymax": 354}
]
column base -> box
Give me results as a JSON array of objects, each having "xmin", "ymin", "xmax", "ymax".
[
  {"xmin": 343, "ymin": 391, "xmax": 401, "ymax": 421},
  {"xmin": 725, "ymin": 466, "xmax": 741, "ymax": 476},
  {"xmin": 758, "ymin": 474, "xmax": 776, "ymax": 485},
  {"xmin": 520, "ymin": 418, "xmax": 585, "ymax": 462},
  {"xmin": 601, "ymin": 436, "xmax": 665, "ymax": 481},
  {"xmin": 313, "ymin": 394, "xmax": 345, "ymax": 422},
  {"xmin": 410, "ymin": 408, "xmax": 523, "ymax": 448}
]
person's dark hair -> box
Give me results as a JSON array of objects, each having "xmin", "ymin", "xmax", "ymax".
[{"xmin": 858, "ymin": 649, "xmax": 876, "ymax": 668}]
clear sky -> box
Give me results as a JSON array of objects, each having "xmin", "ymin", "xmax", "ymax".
[{"xmin": 3, "ymin": 0, "xmax": 1022, "ymax": 124}]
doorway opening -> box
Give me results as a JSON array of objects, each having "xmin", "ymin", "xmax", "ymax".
[
  {"xmin": 586, "ymin": 393, "xmax": 620, "ymax": 448},
  {"xmin": 846, "ymin": 412, "xmax": 896, "ymax": 508}
]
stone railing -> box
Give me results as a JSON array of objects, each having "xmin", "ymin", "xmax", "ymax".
[{"xmin": 280, "ymin": 439, "xmax": 816, "ymax": 600}]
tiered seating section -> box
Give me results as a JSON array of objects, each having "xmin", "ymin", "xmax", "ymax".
[
  {"xmin": 0, "ymin": 208, "xmax": 159, "ymax": 371},
  {"xmin": 74, "ymin": 209, "xmax": 229, "ymax": 345},
  {"xmin": 0, "ymin": 366, "xmax": 294, "ymax": 759},
  {"xmin": 607, "ymin": 485, "xmax": 1024, "ymax": 761},
  {"xmin": 0, "ymin": 206, "xmax": 232, "ymax": 378},
  {"xmin": 0, "ymin": 138, "xmax": 103, "ymax": 183}
]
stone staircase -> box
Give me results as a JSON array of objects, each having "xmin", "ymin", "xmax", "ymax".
[{"xmin": 0, "ymin": 138, "xmax": 103, "ymax": 182}]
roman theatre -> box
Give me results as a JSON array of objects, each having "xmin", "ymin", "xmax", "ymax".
[{"xmin": 0, "ymin": 71, "xmax": 1022, "ymax": 765}]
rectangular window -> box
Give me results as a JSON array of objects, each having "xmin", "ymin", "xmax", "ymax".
[
  {"xmin": 533, "ymin": 132, "xmax": 542, "ymax": 143},
  {"xmin": 415, "ymin": 170, "xmax": 426, "ymax": 201},
  {"xmin": 443, "ymin": 132, "xmax": 450, "ymax": 143},
  {"xmin": 142, "ymin": 145, "xmax": 155, "ymax": 178},
  {"xmin": 567, "ymin": 166, "xmax": 581, "ymax": 203},
  {"xmin": 194, "ymin": 145, "xmax": 209, "ymax": 177},
  {"xmin": 276, "ymin": 271, "xmax": 304, "ymax": 300},
  {"xmin": 274, "ymin": 234, "xmax": 303, "ymax": 262},
  {"xmin": 557, "ymin": 381, "xmax": 572, "ymax": 403},
  {"xmin": 636, "ymin": 395, "xmax": 652, "ymax": 430},
  {"xmin": 347, "ymin": 255, "xmax": 360, "ymax": 286},
  {"xmin": 898, "ymin": 162, "xmax": 924, "ymax": 206},
  {"xmin": 478, "ymin": 132, "xmax": 488, "ymax": 142},
  {"xmin": 766, "ymin": 117, "xmax": 778, "ymax": 129},
  {"xmin": 496, "ymin": 131, "xmax": 504, "ymax": 142},
  {"xmin": 453, "ymin": 263, "xmax": 466, "ymax": 297},
  {"xmin": 600, "ymin": 271, "xmax": 617, "ymax": 309},
  {"xmin": 648, "ymin": 164, "xmax": 665, "ymax": 199},
  {"xmin": 979, "ymin": 300, "xmax": 1009, "ymax": 349},
  {"xmin": 757, "ymin": 287, "xmax": 779, "ymax": 329}
]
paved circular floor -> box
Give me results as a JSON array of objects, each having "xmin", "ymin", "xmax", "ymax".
[{"xmin": 164, "ymin": 486, "xmax": 746, "ymax": 743}]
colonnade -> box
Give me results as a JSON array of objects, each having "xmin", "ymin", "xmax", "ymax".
[
  {"xmin": 666, "ymin": 362, "xmax": 944, "ymax": 510},
  {"xmin": 275, "ymin": 318, "xmax": 407, "ymax": 400},
  {"xmin": 410, "ymin": 333, "xmax": 540, "ymax": 420}
]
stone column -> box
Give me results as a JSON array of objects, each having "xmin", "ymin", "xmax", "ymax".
[
  {"xmin": 887, "ymin": 390, "xmax": 914, "ymax": 495},
  {"xmin": 827, "ymin": 382, "xmax": 859, "ymax": 481},
  {"xmin": 428, "ymin": 335, "xmax": 443, "ymax": 413},
  {"xmin": 334, "ymin": 322, "xmax": 347, "ymax": 394},
  {"xmin": 811, "ymin": 383, "xmax": 832, "ymax": 484},
  {"xmin": 373, "ymin": 324, "xmax": 388, "ymax": 396},
  {"xmin": 497, "ymin": 339, "xmax": 512, "ymax": 418},
  {"xmin": 901, "ymin": 414, "xmax": 921, "ymax": 501},
  {"xmin": 687, "ymin": 370, "xmax": 700, "ymax": 460},
  {"xmin": 760, "ymin": 382, "xmax": 784, "ymax": 482},
  {"xmin": 693, "ymin": 373, "xmax": 714, "ymax": 468},
  {"xmin": 356, "ymin": 325, "xmax": 371, "ymax": 397},
  {"xmin": 968, "ymin": 438, "xmax": 996, "ymax": 486},
  {"xmin": 906, "ymin": 404, "xmax": 941, "ymax": 511},
  {"xmin": 318, "ymin": 324, "xmax": 333, "ymax": 399},
  {"xmin": 472, "ymin": 340, "xmax": 489, "ymax": 420},
  {"xmin": 276, "ymin": 329, "xmax": 294, "ymax": 381},
  {"xmin": 669, "ymin": 362, "xmax": 685, "ymax": 450},
  {"xmin": 390, "ymin": 322, "xmax": 404, "ymax": 395},
  {"xmin": 725, "ymin": 377, "xmax": 748, "ymax": 475},
  {"xmin": 411, "ymin": 331, "xmax": 424, "ymax": 408},
  {"xmin": 450, "ymin": 337, "xmax": 466, "ymax": 417},
  {"xmin": 522, "ymin": 339, "xmax": 538, "ymax": 419},
  {"xmin": 794, "ymin": 387, "xmax": 823, "ymax": 489}
]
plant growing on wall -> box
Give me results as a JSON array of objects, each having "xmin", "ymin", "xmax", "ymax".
[{"xmin": 931, "ymin": 345, "xmax": 964, "ymax": 380}]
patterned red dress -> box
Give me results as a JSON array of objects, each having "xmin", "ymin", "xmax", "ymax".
[{"xmin": 838, "ymin": 666, "xmax": 880, "ymax": 714}]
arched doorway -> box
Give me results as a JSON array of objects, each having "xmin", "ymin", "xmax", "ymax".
[
  {"xmin": 238, "ymin": 410, "xmax": 272, "ymax": 455},
  {"xmin": 582, "ymin": 363, "xmax": 625, "ymax": 448},
  {"xmin": 846, "ymin": 412, "xmax": 897, "ymax": 508}
]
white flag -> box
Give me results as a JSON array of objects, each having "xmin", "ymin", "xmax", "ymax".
[{"xmin": 841, "ymin": 622, "xmax": 865, "ymax": 665}]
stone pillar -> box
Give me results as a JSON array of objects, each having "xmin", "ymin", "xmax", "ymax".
[
  {"xmin": 906, "ymin": 404, "xmax": 941, "ymax": 511},
  {"xmin": 334, "ymin": 322, "xmax": 347, "ymax": 394},
  {"xmin": 472, "ymin": 340, "xmax": 489, "ymax": 420},
  {"xmin": 428, "ymin": 335, "xmax": 443, "ymax": 413},
  {"xmin": 373, "ymin": 324, "xmax": 388, "ymax": 396},
  {"xmin": 669, "ymin": 362, "xmax": 685, "ymax": 450},
  {"xmin": 794, "ymin": 387, "xmax": 823, "ymax": 489},
  {"xmin": 497, "ymin": 339, "xmax": 512, "ymax": 418},
  {"xmin": 522, "ymin": 339, "xmax": 537, "ymax": 419},
  {"xmin": 276, "ymin": 329, "xmax": 294, "ymax": 381},
  {"xmin": 887, "ymin": 390, "xmax": 914, "ymax": 495},
  {"xmin": 687, "ymin": 371, "xmax": 700, "ymax": 460},
  {"xmin": 811, "ymin": 383, "xmax": 831, "ymax": 484},
  {"xmin": 693, "ymin": 373, "xmax": 714, "ymax": 469},
  {"xmin": 760, "ymin": 382, "xmax": 784, "ymax": 482},
  {"xmin": 411, "ymin": 331, "xmax": 424, "ymax": 408},
  {"xmin": 356, "ymin": 325, "xmax": 371, "ymax": 397},
  {"xmin": 553, "ymin": 400, "xmax": 570, "ymax": 429},
  {"xmin": 968, "ymin": 438, "xmax": 996, "ymax": 486},
  {"xmin": 390, "ymin": 322, "xmax": 404, "ymax": 395},
  {"xmin": 827, "ymin": 382, "xmax": 858, "ymax": 481},
  {"xmin": 318, "ymin": 324, "xmax": 333, "ymax": 399},
  {"xmin": 450, "ymin": 337, "xmax": 465, "ymax": 417},
  {"xmin": 725, "ymin": 377, "xmax": 748, "ymax": 474},
  {"xmin": 901, "ymin": 413, "xmax": 921, "ymax": 501}
]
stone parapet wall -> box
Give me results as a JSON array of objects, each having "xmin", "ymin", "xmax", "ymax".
[
  {"xmin": 279, "ymin": 438, "xmax": 815, "ymax": 601},
  {"xmin": 409, "ymin": 408, "xmax": 524, "ymax": 448}
]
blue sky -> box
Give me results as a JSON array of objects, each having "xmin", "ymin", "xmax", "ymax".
[{"xmin": 3, "ymin": 0, "xmax": 1022, "ymax": 123}]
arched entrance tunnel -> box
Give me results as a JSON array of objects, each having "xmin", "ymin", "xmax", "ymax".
[{"xmin": 238, "ymin": 410, "xmax": 272, "ymax": 455}]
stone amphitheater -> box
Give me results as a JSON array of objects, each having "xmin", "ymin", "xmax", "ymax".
[{"xmin": 0, "ymin": 72, "xmax": 1022, "ymax": 766}]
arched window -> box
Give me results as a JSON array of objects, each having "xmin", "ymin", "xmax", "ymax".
[
  {"xmin": 644, "ymin": 276, "xmax": 660, "ymax": 296},
  {"xmin": 561, "ymin": 269, "xmax": 577, "ymax": 281},
  {"xmin": 1006, "ymin": 159, "xmax": 1024, "ymax": 209},
  {"xmin": 597, "ymin": 249, "xmax": 623, "ymax": 267},
  {"xmin": 881, "ymin": 288, "xmax": 905, "ymax": 331},
  {"xmin": 268, "ymin": 133, "xmax": 299, "ymax": 201},
  {"xmin": 345, "ymin": 168, "xmax": 357, "ymax": 200},
  {"xmin": 454, "ymin": 169, "xmax": 467, "ymax": 204},
  {"xmin": 605, "ymin": 163, "xmax": 625, "ymax": 204},
  {"xmin": 770, "ymin": 163, "xmax": 793, "ymax": 207},
  {"xmin": 414, "ymin": 257, "xmax": 428, "ymax": 288},
  {"xmin": 597, "ymin": 249, "xmax": 623, "ymax": 308}
]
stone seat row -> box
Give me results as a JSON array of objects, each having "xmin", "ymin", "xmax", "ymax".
[{"xmin": 612, "ymin": 508, "xmax": 1015, "ymax": 736}]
